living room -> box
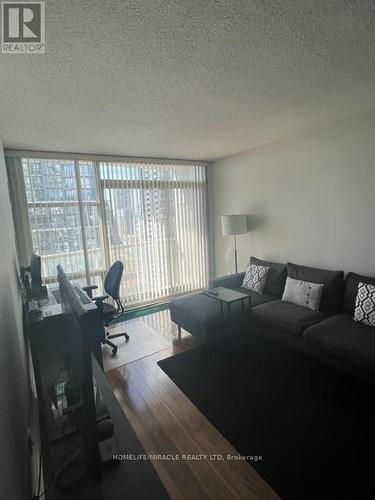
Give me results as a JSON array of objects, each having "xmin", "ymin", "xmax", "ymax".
[{"xmin": 1, "ymin": 1, "xmax": 375, "ymax": 499}]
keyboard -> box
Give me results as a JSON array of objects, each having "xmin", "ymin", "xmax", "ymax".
[
  {"xmin": 75, "ymin": 286, "xmax": 92, "ymax": 304},
  {"xmin": 52, "ymin": 287, "xmax": 91, "ymax": 305},
  {"xmin": 51, "ymin": 289, "xmax": 61, "ymax": 303}
]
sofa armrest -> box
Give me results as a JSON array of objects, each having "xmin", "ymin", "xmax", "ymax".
[{"xmin": 209, "ymin": 272, "xmax": 245, "ymax": 289}]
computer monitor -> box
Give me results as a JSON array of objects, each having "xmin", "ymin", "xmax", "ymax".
[
  {"xmin": 30, "ymin": 252, "xmax": 43, "ymax": 298},
  {"xmin": 57, "ymin": 264, "xmax": 102, "ymax": 483},
  {"xmin": 20, "ymin": 252, "xmax": 45, "ymax": 300}
]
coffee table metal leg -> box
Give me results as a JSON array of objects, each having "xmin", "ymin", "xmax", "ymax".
[{"xmin": 177, "ymin": 325, "xmax": 182, "ymax": 341}]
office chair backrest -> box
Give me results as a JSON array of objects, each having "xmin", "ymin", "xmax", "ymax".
[{"xmin": 104, "ymin": 261, "xmax": 124, "ymax": 301}]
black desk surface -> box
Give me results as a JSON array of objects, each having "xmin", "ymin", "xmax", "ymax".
[
  {"xmin": 45, "ymin": 357, "xmax": 169, "ymax": 500},
  {"xmin": 26, "ymin": 296, "xmax": 168, "ymax": 500}
]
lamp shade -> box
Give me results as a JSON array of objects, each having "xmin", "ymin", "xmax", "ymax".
[{"xmin": 221, "ymin": 214, "xmax": 247, "ymax": 236}]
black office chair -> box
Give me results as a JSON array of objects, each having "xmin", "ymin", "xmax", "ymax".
[{"xmin": 83, "ymin": 261, "xmax": 129, "ymax": 356}]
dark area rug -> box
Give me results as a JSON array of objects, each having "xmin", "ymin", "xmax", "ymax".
[{"xmin": 158, "ymin": 331, "xmax": 375, "ymax": 500}]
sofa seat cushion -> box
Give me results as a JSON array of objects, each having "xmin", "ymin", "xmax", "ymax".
[
  {"xmin": 209, "ymin": 272, "xmax": 245, "ymax": 290},
  {"xmin": 231, "ymin": 287, "xmax": 275, "ymax": 307},
  {"xmin": 169, "ymin": 290, "xmax": 275, "ymax": 338},
  {"xmin": 252, "ymin": 300, "xmax": 328, "ymax": 336},
  {"xmin": 304, "ymin": 314, "xmax": 375, "ymax": 372},
  {"xmin": 169, "ymin": 293, "xmax": 220, "ymax": 337}
]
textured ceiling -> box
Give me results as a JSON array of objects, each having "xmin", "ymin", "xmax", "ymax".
[{"xmin": 0, "ymin": 0, "xmax": 374, "ymax": 161}]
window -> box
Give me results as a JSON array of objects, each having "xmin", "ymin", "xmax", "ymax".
[
  {"xmin": 17, "ymin": 156, "xmax": 208, "ymax": 305},
  {"xmin": 23, "ymin": 159, "xmax": 104, "ymax": 288}
]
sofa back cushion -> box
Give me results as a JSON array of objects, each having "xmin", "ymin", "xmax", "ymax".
[
  {"xmin": 343, "ymin": 272, "xmax": 375, "ymax": 315},
  {"xmin": 287, "ymin": 262, "xmax": 344, "ymax": 314},
  {"xmin": 282, "ymin": 277, "xmax": 324, "ymax": 311},
  {"xmin": 250, "ymin": 256, "xmax": 287, "ymax": 298}
]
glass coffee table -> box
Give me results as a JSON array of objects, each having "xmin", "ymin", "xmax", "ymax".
[{"xmin": 200, "ymin": 286, "xmax": 251, "ymax": 318}]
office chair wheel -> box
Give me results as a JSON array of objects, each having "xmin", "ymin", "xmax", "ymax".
[
  {"xmin": 103, "ymin": 338, "xmax": 118, "ymax": 356},
  {"xmin": 125, "ymin": 333, "xmax": 130, "ymax": 342}
]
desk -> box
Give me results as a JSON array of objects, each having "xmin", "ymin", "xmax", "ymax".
[
  {"xmin": 27, "ymin": 290, "xmax": 103, "ymax": 365},
  {"xmin": 26, "ymin": 290, "xmax": 104, "ymax": 496},
  {"xmin": 25, "ymin": 299, "xmax": 68, "ymax": 497},
  {"xmin": 25, "ymin": 292, "xmax": 168, "ymax": 500}
]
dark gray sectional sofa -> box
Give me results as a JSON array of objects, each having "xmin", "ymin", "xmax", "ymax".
[
  {"xmin": 169, "ymin": 257, "xmax": 375, "ymax": 382},
  {"xmin": 304, "ymin": 272, "xmax": 375, "ymax": 373}
]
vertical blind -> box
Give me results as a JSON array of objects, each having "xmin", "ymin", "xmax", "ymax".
[{"xmin": 8, "ymin": 155, "xmax": 209, "ymax": 305}]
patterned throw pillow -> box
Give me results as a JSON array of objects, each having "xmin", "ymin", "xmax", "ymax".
[
  {"xmin": 354, "ymin": 282, "xmax": 375, "ymax": 327},
  {"xmin": 242, "ymin": 264, "xmax": 269, "ymax": 294}
]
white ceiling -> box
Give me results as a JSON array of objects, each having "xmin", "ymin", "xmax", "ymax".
[{"xmin": 0, "ymin": 0, "xmax": 374, "ymax": 161}]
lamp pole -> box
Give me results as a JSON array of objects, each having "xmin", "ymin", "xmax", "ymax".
[
  {"xmin": 233, "ymin": 234, "xmax": 238, "ymax": 274},
  {"xmin": 221, "ymin": 214, "xmax": 247, "ymax": 275}
]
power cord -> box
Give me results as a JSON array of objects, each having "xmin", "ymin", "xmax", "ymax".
[
  {"xmin": 33, "ymin": 363, "xmax": 89, "ymax": 499},
  {"xmin": 34, "ymin": 418, "xmax": 82, "ymax": 499},
  {"xmin": 33, "ymin": 364, "xmax": 66, "ymax": 500}
]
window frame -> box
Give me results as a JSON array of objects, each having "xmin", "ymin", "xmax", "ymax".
[{"xmin": 12, "ymin": 151, "xmax": 209, "ymax": 305}]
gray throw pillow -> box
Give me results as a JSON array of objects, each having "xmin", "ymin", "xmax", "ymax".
[
  {"xmin": 354, "ymin": 282, "xmax": 375, "ymax": 327},
  {"xmin": 242, "ymin": 264, "xmax": 269, "ymax": 294},
  {"xmin": 282, "ymin": 277, "xmax": 324, "ymax": 311}
]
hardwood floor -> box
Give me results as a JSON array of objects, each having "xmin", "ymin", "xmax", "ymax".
[{"xmin": 106, "ymin": 310, "xmax": 278, "ymax": 500}]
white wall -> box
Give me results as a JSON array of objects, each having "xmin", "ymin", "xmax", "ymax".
[
  {"xmin": 211, "ymin": 110, "xmax": 375, "ymax": 277},
  {"xmin": 0, "ymin": 139, "xmax": 29, "ymax": 498}
]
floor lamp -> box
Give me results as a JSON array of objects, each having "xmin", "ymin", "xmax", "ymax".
[{"xmin": 221, "ymin": 214, "xmax": 247, "ymax": 274}]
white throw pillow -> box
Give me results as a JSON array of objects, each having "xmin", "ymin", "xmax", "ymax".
[
  {"xmin": 242, "ymin": 264, "xmax": 269, "ymax": 294},
  {"xmin": 282, "ymin": 277, "xmax": 324, "ymax": 311},
  {"xmin": 354, "ymin": 282, "xmax": 375, "ymax": 327}
]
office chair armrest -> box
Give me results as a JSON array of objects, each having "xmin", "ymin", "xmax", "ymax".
[
  {"xmin": 92, "ymin": 295, "xmax": 109, "ymax": 303},
  {"xmin": 82, "ymin": 285, "xmax": 98, "ymax": 298},
  {"xmin": 92, "ymin": 295, "xmax": 109, "ymax": 316}
]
